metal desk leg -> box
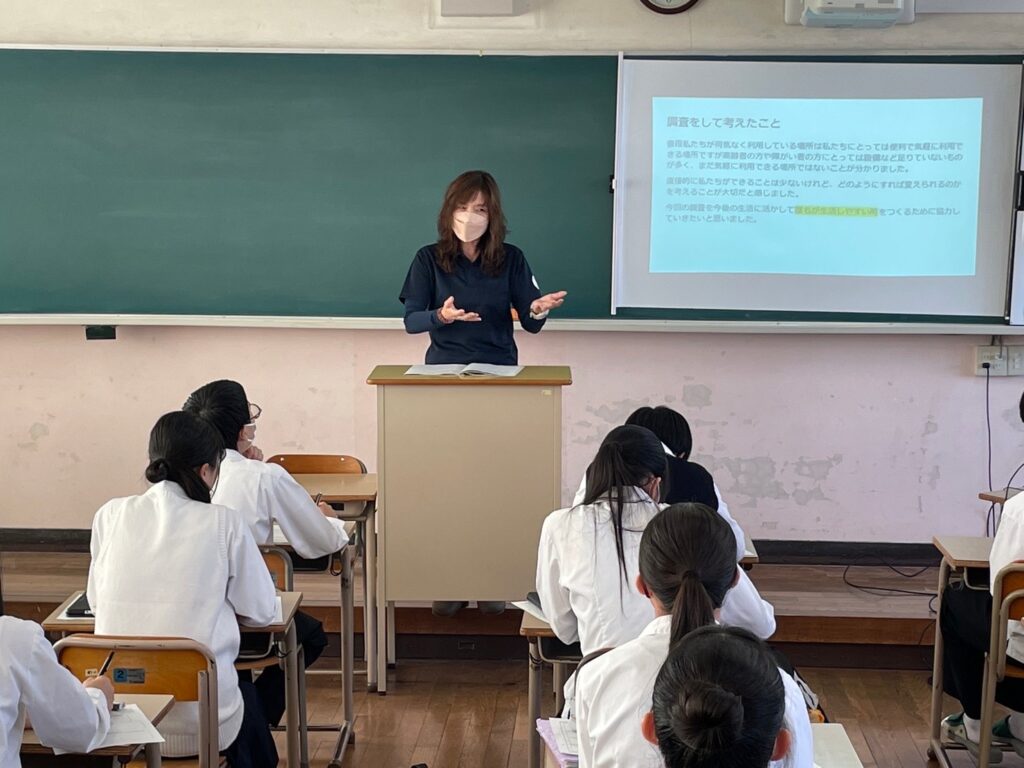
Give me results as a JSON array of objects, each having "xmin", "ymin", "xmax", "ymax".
[
  {"xmin": 285, "ymin": 620, "xmax": 301, "ymax": 768},
  {"xmin": 144, "ymin": 743, "xmax": 161, "ymax": 768},
  {"xmin": 528, "ymin": 637, "xmax": 543, "ymax": 768},
  {"xmin": 296, "ymin": 644, "xmax": 309, "ymax": 768},
  {"xmin": 928, "ymin": 557, "xmax": 952, "ymax": 766},
  {"xmin": 553, "ymin": 662, "xmax": 567, "ymax": 715},
  {"xmin": 325, "ymin": 545, "xmax": 356, "ymax": 767},
  {"xmin": 365, "ymin": 505, "xmax": 380, "ymax": 693}
]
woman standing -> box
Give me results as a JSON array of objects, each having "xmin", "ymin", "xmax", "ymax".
[
  {"xmin": 402, "ymin": 170, "xmax": 566, "ymax": 616},
  {"xmin": 400, "ymin": 170, "xmax": 567, "ymax": 365}
]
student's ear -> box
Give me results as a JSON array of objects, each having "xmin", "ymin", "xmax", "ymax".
[
  {"xmin": 731, "ymin": 565, "xmax": 741, "ymax": 588},
  {"xmin": 636, "ymin": 574, "xmax": 650, "ymax": 598},
  {"xmin": 198, "ymin": 463, "xmax": 218, "ymax": 490},
  {"xmin": 770, "ymin": 728, "xmax": 792, "ymax": 761},
  {"xmin": 641, "ymin": 711, "xmax": 659, "ymax": 747}
]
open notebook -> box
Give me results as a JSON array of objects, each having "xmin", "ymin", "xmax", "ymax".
[{"xmin": 404, "ymin": 363, "xmax": 523, "ymax": 377}]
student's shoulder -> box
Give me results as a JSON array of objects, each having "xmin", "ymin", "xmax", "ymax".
[
  {"xmin": 414, "ymin": 244, "xmax": 440, "ymax": 264},
  {"xmin": 0, "ymin": 615, "xmax": 44, "ymax": 652},
  {"xmin": 1003, "ymin": 490, "xmax": 1024, "ymax": 521}
]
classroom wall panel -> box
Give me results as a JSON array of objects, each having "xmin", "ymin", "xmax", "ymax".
[{"xmin": 0, "ymin": 325, "xmax": 1018, "ymax": 543}]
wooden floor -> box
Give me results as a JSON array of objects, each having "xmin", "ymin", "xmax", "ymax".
[{"xmin": 141, "ymin": 661, "xmax": 1020, "ymax": 768}]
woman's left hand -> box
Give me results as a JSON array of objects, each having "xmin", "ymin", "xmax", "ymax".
[{"xmin": 531, "ymin": 290, "xmax": 568, "ymax": 316}]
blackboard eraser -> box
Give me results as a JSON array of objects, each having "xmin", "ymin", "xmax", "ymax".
[{"xmin": 85, "ymin": 325, "xmax": 117, "ymax": 340}]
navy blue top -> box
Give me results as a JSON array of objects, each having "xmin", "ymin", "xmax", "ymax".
[{"xmin": 400, "ymin": 243, "xmax": 545, "ymax": 365}]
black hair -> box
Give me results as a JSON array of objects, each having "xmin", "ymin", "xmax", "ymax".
[
  {"xmin": 582, "ymin": 425, "xmax": 667, "ymax": 589},
  {"xmin": 182, "ymin": 379, "xmax": 250, "ymax": 453},
  {"xmin": 639, "ymin": 503, "xmax": 738, "ymax": 646},
  {"xmin": 145, "ymin": 411, "xmax": 226, "ymax": 504},
  {"xmin": 1019, "ymin": 390, "xmax": 1024, "ymax": 424},
  {"xmin": 626, "ymin": 406, "xmax": 693, "ymax": 460},
  {"xmin": 651, "ymin": 625, "xmax": 786, "ymax": 768}
]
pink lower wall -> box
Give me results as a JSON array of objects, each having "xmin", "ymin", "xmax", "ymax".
[{"xmin": 1, "ymin": 324, "xmax": 1018, "ymax": 542}]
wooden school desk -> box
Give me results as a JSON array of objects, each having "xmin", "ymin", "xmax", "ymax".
[
  {"xmin": 43, "ymin": 591, "xmax": 307, "ymax": 768},
  {"xmin": 928, "ymin": 535, "xmax": 993, "ymax": 767},
  {"xmin": 979, "ymin": 488, "xmax": 1021, "ymax": 505},
  {"xmin": 520, "ymin": 547, "xmax": 761, "ymax": 768},
  {"xmin": 291, "ymin": 472, "xmax": 379, "ymax": 693},
  {"xmin": 21, "ymin": 693, "xmax": 173, "ymax": 767}
]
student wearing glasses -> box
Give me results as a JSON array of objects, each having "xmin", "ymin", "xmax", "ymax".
[{"xmin": 184, "ymin": 379, "xmax": 348, "ymax": 731}]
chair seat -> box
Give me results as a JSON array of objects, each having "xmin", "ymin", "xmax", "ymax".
[{"xmin": 235, "ymin": 656, "xmax": 281, "ymax": 672}]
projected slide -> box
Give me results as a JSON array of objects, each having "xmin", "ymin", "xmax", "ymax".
[{"xmin": 650, "ymin": 97, "xmax": 983, "ymax": 277}]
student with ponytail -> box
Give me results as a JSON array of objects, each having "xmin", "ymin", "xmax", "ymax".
[
  {"xmin": 539, "ymin": 427, "xmax": 775, "ymax": 660},
  {"xmin": 642, "ymin": 626, "xmax": 793, "ymax": 768},
  {"xmin": 573, "ymin": 504, "xmax": 810, "ymax": 768},
  {"xmin": 87, "ymin": 411, "xmax": 279, "ymax": 767}
]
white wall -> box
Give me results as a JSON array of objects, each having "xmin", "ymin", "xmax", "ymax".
[{"xmin": 2, "ymin": 0, "xmax": 1024, "ymax": 541}]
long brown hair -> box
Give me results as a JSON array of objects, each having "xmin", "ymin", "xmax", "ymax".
[{"xmin": 435, "ymin": 170, "xmax": 508, "ymax": 276}]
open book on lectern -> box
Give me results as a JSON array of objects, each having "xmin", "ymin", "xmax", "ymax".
[{"xmin": 404, "ymin": 363, "xmax": 523, "ymax": 377}]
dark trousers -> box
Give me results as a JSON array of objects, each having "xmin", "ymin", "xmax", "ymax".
[
  {"xmin": 253, "ymin": 610, "xmax": 328, "ymax": 726},
  {"xmin": 224, "ymin": 680, "xmax": 278, "ymax": 768},
  {"xmin": 941, "ymin": 582, "xmax": 1024, "ymax": 719}
]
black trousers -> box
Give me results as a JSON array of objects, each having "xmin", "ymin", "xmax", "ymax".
[
  {"xmin": 253, "ymin": 610, "xmax": 328, "ymax": 726},
  {"xmin": 941, "ymin": 581, "xmax": 1024, "ymax": 719},
  {"xmin": 224, "ymin": 680, "xmax": 278, "ymax": 768}
]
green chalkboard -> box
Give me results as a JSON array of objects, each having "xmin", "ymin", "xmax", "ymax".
[{"xmin": 0, "ymin": 50, "xmax": 617, "ymax": 318}]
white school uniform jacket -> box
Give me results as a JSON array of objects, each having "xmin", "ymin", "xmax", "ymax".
[
  {"xmin": 88, "ymin": 481, "xmax": 278, "ymax": 756},
  {"xmin": 572, "ymin": 443, "xmax": 747, "ymax": 563},
  {"xmin": 536, "ymin": 490, "xmax": 775, "ymax": 656},
  {"xmin": 574, "ymin": 615, "xmax": 813, "ymax": 768},
  {"xmin": 989, "ymin": 490, "xmax": 1024, "ymax": 662},
  {"xmin": 213, "ymin": 449, "xmax": 349, "ymax": 558},
  {"xmin": 0, "ymin": 617, "xmax": 111, "ymax": 767}
]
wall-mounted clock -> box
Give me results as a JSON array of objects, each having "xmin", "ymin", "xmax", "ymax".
[{"xmin": 640, "ymin": 0, "xmax": 702, "ymax": 13}]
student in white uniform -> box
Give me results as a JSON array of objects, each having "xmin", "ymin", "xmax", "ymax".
[
  {"xmin": 574, "ymin": 504, "xmax": 811, "ymax": 768},
  {"xmin": 0, "ymin": 616, "xmax": 113, "ymax": 766},
  {"xmin": 642, "ymin": 625, "xmax": 794, "ymax": 768},
  {"xmin": 941, "ymin": 392, "xmax": 1024, "ymax": 761},
  {"xmin": 88, "ymin": 411, "xmax": 279, "ymax": 768},
  {"xmin": 572, "ymin": 405, "xmax": 745, "ymax": 562},
  {"xmin": 184, "ymin": 379, "xmax": 348, "ymax": 728},
  {"xmin": 539, "ymin": 425, "xmax": 774, "ymax": 658}
]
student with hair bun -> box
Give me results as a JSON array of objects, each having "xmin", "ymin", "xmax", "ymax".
[
  {"xmin": 539, "ymin": 428, "xmax": 775, "ymax": 662},
  {"xmin": 87, "ymin": 411, "xmax": 279, "ymax": 768},
  {"xmin": 573, "ymin": 504, "xmax": 810, "ymax": 768},
  {"xmin": 643, "ymin": 625, "xmax": 793, "ymax": 768}
]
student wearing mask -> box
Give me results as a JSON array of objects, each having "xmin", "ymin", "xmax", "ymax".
[
  {"xmin": 184, "ymin": 379, "xmax": 347, "ymax": 728},
  {"xmin": 401, "ymin": 169, "xmax": 567, "ymax": 617},
  {"xmin": 643, "ymin": 625, "xmax": 794, "ymax": 768},
  {"xmin": 0, "ymin": 616, "xmax": 113, "ymax": 765},
  {"xmin": 574, "ymin": 504, "xmax": 810, "ymax": 768},
  {"xmin": 537, "ymin": 427, "xmax": 775, "ymax": 660},
  {"xmin": 573, "ymin": 405, "xmax": 746, "ymax": 562},
  {"xmin": 87, "ymin": 411, "xmax": 278, "ymax": 767}
]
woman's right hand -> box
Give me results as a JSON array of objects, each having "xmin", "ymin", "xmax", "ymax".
[
  {"xmin": 438, "ymin": 296, "xmax": 481, "ymax": 324},
  {"xmin": 84, "ymin": 676, "xmax": 115, "ymax": 711}
]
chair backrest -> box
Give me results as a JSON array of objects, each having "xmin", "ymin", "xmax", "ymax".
[
  {"xmin": 991, "ymin": 562, "xmax": 1024, "ymax": 677},
  {"xmin": 260, "ymin": 545, "xmax": 294, "ymax": 591},
  {"xmin": 266, "ymin": 453, "xmax": 367, "ymax": 475},
  {"xmin": 55, "ymin": 634, "xmax": 220, "ymax": 768}
]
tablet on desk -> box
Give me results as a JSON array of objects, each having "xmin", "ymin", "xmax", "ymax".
[{"xmin": 66, "ymin": 593, "xmax": 93, "ymax": 618}]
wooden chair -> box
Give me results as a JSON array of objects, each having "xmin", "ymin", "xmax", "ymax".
[
  {"xmin": 55, "ymin": 634, "xmax": 219, "ymax": 768},
  {"xmin": 266, "ymin": 454, "xmax": 366, "ymax": 475},
  {"xmin": 978, "ymin": 562, "xmax": 1024, "ymax": 764},
  {"xmin": 236, "ymin": 546, "xmax": 293, "ymax": 664}
]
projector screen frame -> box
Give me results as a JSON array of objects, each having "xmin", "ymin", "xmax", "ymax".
[{"xmin": 612, "ymin": 52, "xmax": 1024, "ymax": 326}]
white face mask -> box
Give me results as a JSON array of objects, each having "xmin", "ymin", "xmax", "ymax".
[{"xmin": 452, "ymin": 210, "xmax": 488, "ymax": 243}]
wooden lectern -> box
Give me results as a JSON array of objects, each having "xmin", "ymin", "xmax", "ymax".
[{"xmin": 369, "ymin": 365, "xmax": 571, "ymax": 605}]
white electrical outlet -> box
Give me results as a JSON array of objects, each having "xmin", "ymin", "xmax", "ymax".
[
  {"xmin": 976, "ymin": 345, "xmax": 1008, "ymax": 376},
  {"xmin": 1007, "ymin": 346, "xmax": 1024, "ymax": 377}
]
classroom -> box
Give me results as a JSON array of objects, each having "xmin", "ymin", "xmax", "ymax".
[{"xmin": 5, "ymin": 1, "xmax": 1024, "ymax": 767}]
